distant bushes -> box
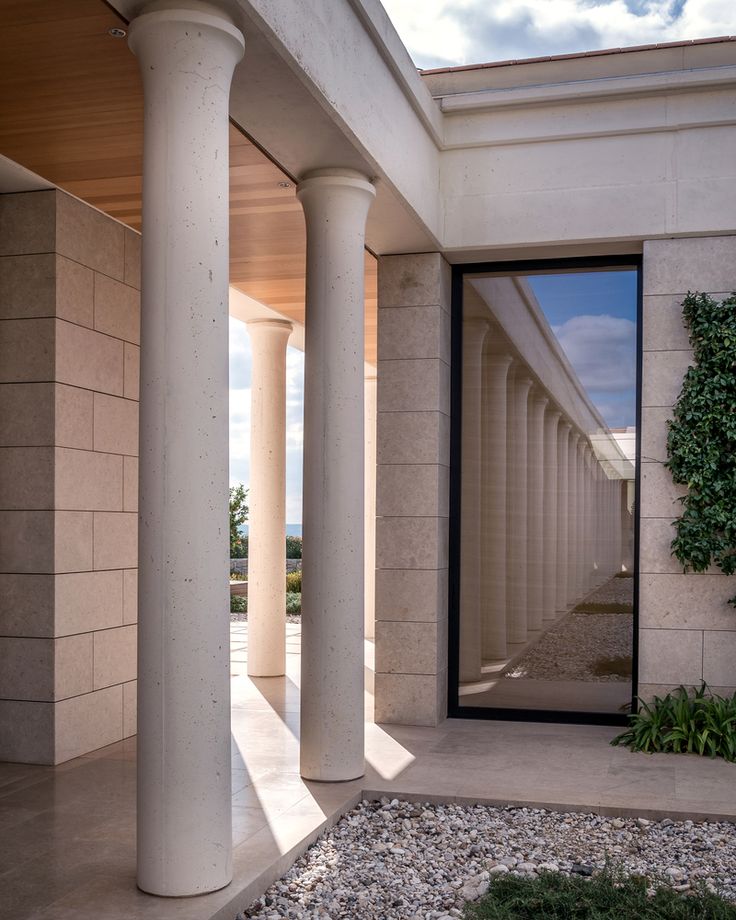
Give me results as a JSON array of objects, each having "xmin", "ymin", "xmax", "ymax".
[
  {"xmin": 286, "ymin": 592, "xmax": 301, "ymax": 614},
  {"xmin": 230, "ymin": 595, "xmax": 247, "ymax": 613},
  {"xmin": 286, "ymin": 570, "xmax": 302, "ymax": 593},
  {"xmin": 286, "ymin": 535, "xmax": 302, "ymax": 559},
  {"xmin": 230, "ymin": 535, "xmax": 302, "ymax": 560}
]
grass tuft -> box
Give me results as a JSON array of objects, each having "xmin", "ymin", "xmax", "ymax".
[{"xmin": 464, "ymin": 869, "xmax": 736, "ymax": 919}]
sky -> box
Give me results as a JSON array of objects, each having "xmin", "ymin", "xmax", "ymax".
[
  {"xmin": 380, "ymin": 0, "xmax": 735, "ymax": 70},
  {"xmin": 528, "ymin": 272, "xmax": 638, "ymax": 429}
]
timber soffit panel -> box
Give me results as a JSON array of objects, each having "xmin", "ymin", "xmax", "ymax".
[{"xmin": 0, "ymin": 0, "xmax": 379, "ymax": 363}]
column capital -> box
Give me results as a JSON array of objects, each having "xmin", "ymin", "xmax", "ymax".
[
  {"xmin": 513, "ymin": 373, "xmax": 534, "ymax": 395},
  {"xmin": 246, "ymin": 318, "xmax": 293, "ymax": 337},
  {"xmin": 546, "ymin": 406, "xmax": 562, "ymax": 422},
  {"xmin": 297, "ymin": 168, "xmax": 375, "ymax": 199},
  {"xmin": 484, "ymin": 351, "xmax": 513, "ymax": 368},
  {"xmin": 129, "ymin": 4, "xmax": 245, "ymax": 59}
]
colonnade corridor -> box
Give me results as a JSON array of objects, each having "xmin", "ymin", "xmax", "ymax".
[{"xmin": 457, "ymin": 268, "xmax": 637, "ymax": 717}]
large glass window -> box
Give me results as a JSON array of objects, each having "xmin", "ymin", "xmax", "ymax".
[{"xmin": 452, "ymin": 263, "xmax": 639, "ymax": 720}]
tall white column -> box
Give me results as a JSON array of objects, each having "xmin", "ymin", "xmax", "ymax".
[
  {"xmin": 480, "ymin": 352, "xmax": 512, "ymax": 660},
  {"xmin": 246, "ymin": 319, "xmax": 292, "ymax": 677},
  {"xmin": 555, "ymin": 420, "xmax": 571, "ymax": 612},
  {"xmin": 297, "ymin": 169, "xmax": 375, "ymax": 782},
  {"xmin": 364, "ymin": 371, "xmax": 377, "ymax": 641},
  {"xmin": 542, "ymin": 407, "xmax": 560, "ymax": 621},
  {"xmin": 582, "ymin": 445, "xmax": 594, "ymax": 592},
  {"xmin": 526, "ymin": 391, "xmax": 547, "ymax": 632},
  {"xmin": 575, "ymin": 438, "xmax": 587, "ymax": 600},
  {"xmin": 593, "ymin": 460, "xmax": 606, "ymax": 584},
  {"xmin": 128, "ymin": 5, "xmax": 243, "ymax": 897},
  {"xmin": 567, "ymin": 429, "xmax": 580, "ymax": 606},
  {"xmin": 507, "ymin": 372, "xmax": 533, "ymax": 644},
  {"xmin": 460, "ymin": 319, "xmax": 488, "ymax": 680}
]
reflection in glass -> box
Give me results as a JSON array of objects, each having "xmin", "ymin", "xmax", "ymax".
[{"xmin": 458, "ymin": 270, "xmax": 637, "ymax": 715}]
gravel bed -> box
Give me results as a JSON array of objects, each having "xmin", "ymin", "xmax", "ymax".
[
  {"xmin": 585, "ymin": 575, "xmax": 634, "ymax": 607},
  {"xmin": 238, "ymin": 799, "xmax": 736, "ymax": 920},
  {"xmin": 504, "ymin": 612, "xmax": 632, "ymax": 682}
]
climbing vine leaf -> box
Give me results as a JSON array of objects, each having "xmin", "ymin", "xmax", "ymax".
[{"xmin": 665, "ymin": 291, "xmax": 736, "ymax": 606}]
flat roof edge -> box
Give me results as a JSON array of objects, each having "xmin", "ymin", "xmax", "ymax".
[{"xmin": 419, "ymin": 35, "xmax": 736, "ymax": 76}]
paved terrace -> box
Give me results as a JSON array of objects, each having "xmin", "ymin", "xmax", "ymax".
[{"xmin": 2, "ymin": 622, "xmax": 735, "ymax": 920}]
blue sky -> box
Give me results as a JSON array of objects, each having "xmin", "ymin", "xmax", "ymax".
[{"xmin": 528, "ymin": 272, "xmax": 638, "ymax": 428}]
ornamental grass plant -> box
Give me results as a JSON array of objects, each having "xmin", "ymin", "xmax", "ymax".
[{"xmin": 612, "ymin": 683, "xmax": 736, "ymax": 761}]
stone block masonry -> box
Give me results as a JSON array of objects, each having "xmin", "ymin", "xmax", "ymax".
[
  {"xmin": 374, "ymin": 253, "xmax": 451, "ymax": 726},
  {"xmin": 638, "ymin": 235, "xmax": 736, "ymax": 700},
  {"xmin": 0, "ymin": 189, "xmax": 140, "ymax": 763}
]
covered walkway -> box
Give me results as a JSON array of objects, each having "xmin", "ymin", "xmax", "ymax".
[{"xmin": 2, "ymin": 624, "xmax": 735, "ymax": 920}]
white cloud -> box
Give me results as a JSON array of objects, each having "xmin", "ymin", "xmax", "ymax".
[
  {"xmin": 553, "ymin": 313, "xmax": 636, "ymax": 392},
  {"xmin": 381, "ymin": 0, "xmax": 736, "ymax": 69}
]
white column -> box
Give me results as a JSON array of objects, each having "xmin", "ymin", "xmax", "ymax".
[
  {"xmin": 297, "ymin": 169, "xmax": 375, "ymax": 782},
  {"xmin": 582, "ymin": 445, "xmax": 594, "ymax": 592},
  {"xmin": 526, "ymin": 390, "xmax": 547, "ymax": 632},
  {"xmin": 364, "ymin": 371, "xmax": 377, "ymax": 641},
  {"xmin": 460, "ymin": 319, "xmax": 488, "ymax": 680},
  {"xmin": 555, "ymin": 420, "xmax": 571, "ymax": 612},
  {"xmin": 567, "ymin": 429, "xmax": 580, "ymax": 606},
  {"xmin": 507, "ymin": 372, "xmax": 533, "ymax": 644},
  {"xmin": 575, "ymin": 438, "xmax": 587, "ymax": 600},
  {"xmin": 128, "ymin": 5, "xmax": 243, "ymax": 897},
  {"xmin": 542, "ymin": 407, "xmax": 560, "ymax": 621},
  {"xmin": 480, "ymin": 352, "xmax": 512, "ymax": 660},
  {"xmin": 593, "ymin": 460, "xmax": 606, "ymax": 584},
  {"xmin": 246, "ymin": 319, "xmax": 292, "ymax": 677}
]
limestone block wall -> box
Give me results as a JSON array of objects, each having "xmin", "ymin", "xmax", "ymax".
[
  {"xmin": 0, "ymin": 189, "xmax": 140, "ymax": 764},
  {"xmin": 639, "ymin": 235, "xmax": 736, "ymax": 699},
  {"xmin": 374, "ymin": 253, "xmax": 451, "ymax": 726}
]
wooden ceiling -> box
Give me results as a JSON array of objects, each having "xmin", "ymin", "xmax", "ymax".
[{"xmin": 0, "ymin": 0, "xmax": 378, "ymax": 362}]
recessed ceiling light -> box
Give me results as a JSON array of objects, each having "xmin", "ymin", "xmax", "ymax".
[
  {"xmin": 278, "ymin": 181, "xmax": 293, "ymax": 189},
  {"xmin": 108, "ymin": 27, "xmax": 127, "ymax": 38}
]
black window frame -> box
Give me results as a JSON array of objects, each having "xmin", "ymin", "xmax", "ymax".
[{"xmin": 447, "ymin": 255, "xmax": 643, "ymax": 726}]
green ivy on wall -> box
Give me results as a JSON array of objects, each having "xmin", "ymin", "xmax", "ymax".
[{"xmin": 665, "ymin": 291, "xmax": 736, "ymax": 606}]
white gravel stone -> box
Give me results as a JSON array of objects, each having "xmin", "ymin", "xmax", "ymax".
[{"xmin": 238, "ymin": 800, "xmax": 736, "ymax": 919}]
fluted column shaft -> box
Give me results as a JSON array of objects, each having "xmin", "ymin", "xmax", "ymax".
[
  {"xmin": 542, "ymin": 408, "xmax": 561, "ymax": 621},
  {"xmin": 507, "ymin": 372, "xmax": 533, "ymax": 643},
  {"xmin": 459, "ymin": 319, "xmax": 488, "ymax": 680},
  {"xmin": 480, "ymin": 352, "xmax": 513, "ymax": 660},
  {"xmin": 526, "ymin": 391, "xmax": 548, "ymax": 632}
]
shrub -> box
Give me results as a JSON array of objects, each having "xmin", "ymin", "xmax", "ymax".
[
  {"xmin": 229, "ymin": 484, "xmax": 249, "ymax": 558},
  {"xmin": 230, "ymin": 594, "xmax": 247, "ymax": 613},
  {"xmin": 464, "ymin": 867, "xmax": 736, "ymax": 919},
  {"xmin": 612, "ymin": 683, "xmax": 736, "ymax": 761},
  {"xmin": 286, "ymin": 535, "xmax": 302, "ymax": 559},
  {"xmin": 665, "ymin": 292, "xmax": 736, "ymax": 606},
  {"xmin": 285, "ymin": 592, "xmax": 301, "ymax": 614},
  {"xmin": 286, "ymin": 570, "xmax": 302, "ymax": 593}
]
